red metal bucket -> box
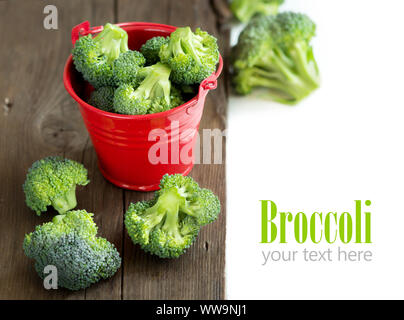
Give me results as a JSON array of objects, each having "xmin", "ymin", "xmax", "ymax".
[{"xmin": 63, "ymin": 21, "xmax": 223, "ymax": 191}]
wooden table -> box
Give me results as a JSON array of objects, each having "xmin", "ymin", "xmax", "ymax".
[{"xmin": 0, "ymin": 0, "xmax": 229, "ymax": 300}]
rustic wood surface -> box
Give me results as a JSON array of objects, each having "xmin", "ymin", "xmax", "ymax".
[{"xmin": 0, "ymin": 0, "xmax": 228, "ymax": 300}]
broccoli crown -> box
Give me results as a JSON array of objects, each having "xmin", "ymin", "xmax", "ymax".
[
  {"xmin": 23, "ymin": 210, "xmax": 121, "ymax": 291},
  {"xmin": 148, "ymin": 86, "xmax": 184, "ymax": 114},
  {"xmin": 159, "ymin": 27, "xmax": 219, "ymax": 85},
  {"xmin": 113, "ymin": 63, "xmax": 181, "ymax": 115},
  {"xmin": 232, "ymin": 12, "xmax": 320, "ymax": 104},
  {"xmin": 270, "ymin": 11, "xmax": 316, "ymax": 47},
  {"xmin": 113, "ymin": 83, "xmax": 150, "ymax": 115},
  {"xmin": 230, "ymin": 0, "xmax": 284, "ymax": 23},
  {"xmin": 113, "ymin": 50, "xmax": 146, "ymax": 86},
  {"xmin": 125, "ymin": 174, "xmax": 221, "ymax": 258},
  {"xmin": 233, "ymin": 14, "xmax": 275, "ymax": 70},
  {"xmin": 72, "ymin": 23, "xmax": 129, "ymax": 88},
  {"xmin": 88, "ymin": 86, "xmax": 115, "ymax": 112},
  {"xmin": 23, "ymin": 157, "xmax": 89, "ymax": 216},
  {"xmin": 140, "ymin": 36, "xmax": 170, "ymax": 65}
]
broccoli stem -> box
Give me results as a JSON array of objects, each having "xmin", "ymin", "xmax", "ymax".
[
  {"xmin": 244, "ymin": 68, "xmax": 311, "ymax": 105},
  {"xmin": 258, "ymin": 3, "xmax": 279, "ymax": 16},
  {"xmin": 158, "ymin": 188, "xmax": 183, "ymax": 241},
  {"xmin": 254, "ymin": 47, "xmax": 319, "ymax": 103},
  {"xmin": 142, "ymin": 188, "xmax": 181, "ymax": 236},
  {"xmin": 162, "ymin": 209, "xmax": 182, "ymax": 241},
  {"xmin": 186, "ymin": 35, "xmax": 209, "ymax": 65},
  {"xmin": 171, "ymin": 38, "xmax": 186, "ymax": 57},
  {"xmin": 291, "ymin": 42, "xmax": 320, "ymax": 89},
  {"xmin": 51, "ymin": 185, "xmax": 77, "ymax": 214},
  {"xmin": 179, "ymin": 28, "xmax": 202, "ymax": 65},
  {"xmin": 94, "ymin": 23, "xmax": 129, "ymax": 65},
  {"xmin": 143, "ymin": 206, "xmax": 166, "ymax": 231},
  {"xmin": 52, "ymin": 214, "xmax": 66, "ymax": 223},
  {"xmin": 180, "ymin": 203, "xmax": 201, "ymax": 219},
  {"xmin": 173, "ymin": 28, "xmax": 208, "ymax": 66},
  {"xmin": 134, "ymin": 63, "xmax": 171, "ymax": 105}
]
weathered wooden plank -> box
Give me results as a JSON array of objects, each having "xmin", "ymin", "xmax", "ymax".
[
  {"xmin": 0, "ymin": 0, "xmax": 118, "ymax": 299},
  {"xmin": 118, "ymin": 0, "xmax": 228, "ymax": 300}
]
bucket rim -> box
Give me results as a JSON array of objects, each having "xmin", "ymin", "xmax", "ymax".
[{"xmin": 63, "ymin": 21, "xmax": 223, "ymax": 121}]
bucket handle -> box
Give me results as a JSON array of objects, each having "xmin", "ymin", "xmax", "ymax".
[
  {"xmin": 71, "ymin": 21, "xmax": 104, "ymax": 45},
  {"xmin": 201, "ymin": 75, "xmax": 218, "ymax": 91},
  {"xmin": 187, "ymin": 55, "xmax": 223, "ymax": 114},
  {"xmin": 71, "ymin": 21, "xmax": 90, "ymax": 45},
  {"xmin": 199, "ymin": 55, "xmax": 223, "ymax": 97}
]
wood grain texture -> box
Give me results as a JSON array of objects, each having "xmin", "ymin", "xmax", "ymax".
[
  {"xmin": 0, "ymin": 0, "xmax": 228, "ymax": 300},
  {"xmin": 0, "ymin": 0, "xmax": 117, "ymax": 300}
]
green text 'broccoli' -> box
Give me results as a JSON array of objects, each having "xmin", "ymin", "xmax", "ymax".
[
  {"xmin": 23, "ymin": 210, "xmax": 121, "ymax": 291},
  {"xmin": 113, "ymin": 62, "xmax": 183, "ymax": 115},
  {"xmin": 232, "ymin": 12, "xmax": 320, "ymax": 105},
  {"xmin": 230, "ymin": 0, "xmax": 284, "ymax": 23},
  {"xmin": 159, "ymin": 27, "xmax": 219, "ymax": 85},
  {"xmin": 88, "ymin": 86, "xmax": 115, "ymax": 112},
  {"xmin": 23, "ymin": 157, "xmax": 89, "ymax": 215},
  {"xmin": 140, "ymin": 36, "xmax": 170, "ymax": 65},
  {"xmin": 125, "ymin": 174, "xmax": 220, "ymax": 258},
  {"xmin": 72, "ymin": 23, "xmax": 129, "ymax": 88}
]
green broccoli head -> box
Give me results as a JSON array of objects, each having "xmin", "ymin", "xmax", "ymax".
[
  {"xmin": 113, "ymin": 50, "xmax": 146, "ymax": 86},
  {"xmin": 230, "ymin": 0, "xmax": 284, "ymax": 23},
  {"xmin": 72, "ymin": 23, "xmax": 129, "ymax": 88},
  {"xmin": 232, "ymin": 12, "xmax": 320, "ymax": 105},
  {"xmin": 232, "ymin": 14, "xmax": 275, "ymax": 70},
  {"xmin": 125, "ymin": 174, "xmax": 220, "ymax": 258},
  {"xmin": 148, "ymin": 86, "xmax": 184, "ymax": 114},
  {"xmin": 113, "ymin": 63, "xmax": 181, "ymax": 115},
  {"xmin": 159, "ymin": 27, "xmax": 219, "ymax": 85},
  {"xmin": 113, "ymin": 83, "xmax": 150, "ymax": 115},
  {"xmin": 88, "ymin": 86, "xmax": 115, "ymax": 112},
  {"xmin": 140, "ymin": 36, "xmax": 170, "ymax": 65},
  {"xmin": 270, "ymin": 11, "xmax": 316, "ymax": 48},
  {"xmin": 23, "ymin": 210, "xmax": 121, "ymax": 291},
  {"xmin": 94, "ymin": 23, "xmax": 129, "ymax": 63},
  {"xmin": 23, "ymin": 157, "xmax": 89, "ymax": 216}
]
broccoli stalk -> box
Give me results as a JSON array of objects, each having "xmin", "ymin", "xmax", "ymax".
[
  {"xmin": 231, "ymin": 0, "xmax": 284, "ymax": 23},
  {"xmin": 125, "ymin": 174, "xmax": 221, "ymax": 258},
  {"xmin": 138, "ymin": 63, "xmax": 171, "ymax": 105},
  {"xmin": 236, "ymin": 49, "xmax": 319, "ymax": 105},
  {"xmin": 94, "ymin": 23, "xmax": 129, "ymax": 64},
  {"xmin": 155, "ymin": 189, "xmax": 184, "ymax": 242},
  {"xmin": 113, "ymin": 63, "xmax": 183, "ymax": 115},
  {"xmin": 51, "ymin": 185, "xmax": 77, "ymax": 215},
  {"xmin": 166, "ymin": 28, "xmax": 207, "ymax": 65}
]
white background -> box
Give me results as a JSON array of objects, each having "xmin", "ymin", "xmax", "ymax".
[{"xmin": 226, "ymin": 0, "xmax": 404, "ymax": 299}]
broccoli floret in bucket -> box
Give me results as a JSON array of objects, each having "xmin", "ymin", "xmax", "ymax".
[{"xmin": 72, "ymin": 23, "xmax": 129, "ymax": 88}]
